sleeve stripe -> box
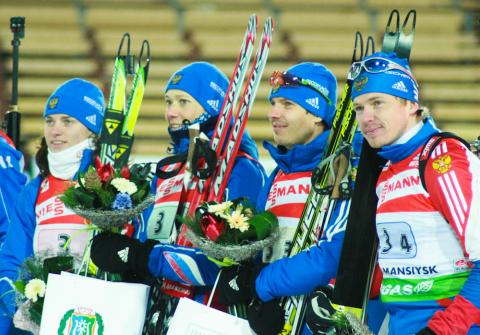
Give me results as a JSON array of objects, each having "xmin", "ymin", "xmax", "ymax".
[
  {"xmin": 444, "ymin": 170, "xmax": 468, "ymax": 223},
  {"xmin": 439, "ymin": 172, "xmax": 464, "ymax": 235},
  {"xmin": 450, "ymin": 171, "xmax": 468, "ymax": 212}
]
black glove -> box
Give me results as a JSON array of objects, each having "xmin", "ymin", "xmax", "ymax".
[
  {"xmin": 416, "ymin": 327, "xmax": 436, "ymax": 335},
  {"xmin": 216, "ymin": 263, "xmax": 264, "ymax": 305},
  {"xmin": 91, "ymin": 232, "xmax": 157, "ymax": 277},
  {"xmin": 247, "ymin": 299, "xmax": 285, "ymax": 335},
  {"xmin": 305, "ymin": 285, "xmax": 337, "ymax": 335}
]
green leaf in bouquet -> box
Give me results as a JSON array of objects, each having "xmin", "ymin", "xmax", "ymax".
[
  {"xmin": 59, "ymin": 187, "xmax": 96, "ymax": 209},
  {"xmin": 21, "ymin": 256, "xmax": 48, "ymax": 282},
  {"xmin": 43, "ymin": 256, "xmax": 74, "ymax": 278},
  {"xmin": 96, "ymin": 187, "xmax": 115, "ymax": 208},
  {"xmin": 248, "ymin": 211, "xmax": 278, "ymax": 240},
  {"xmin": 13, "ymin": 280, "xmax": 25, "ymax": 295},
  {"xmin": 29, "ymin": 298, "xmax": 44, "ymax": 325},
  {"xmin": 179, "ymin": 215, "xmax": 203, "ymax": 236},
  {"xmin": 130, "ymin": 183, "xmax": 148, "ymax": 204}
]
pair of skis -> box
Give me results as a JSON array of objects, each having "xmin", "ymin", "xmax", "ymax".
[
  {"xmin": 176, "ymin": 14, "xmax": 274, "ymax": 240},
  {"xmin": 99, "ymin": 33, "xmax": 150, "ymax": 168},
  {"xmin": 279, "ymin": 32, "xmax": 375, "ymax": 335},
  {"xmin": 332, "ymin": 8, "xmax": 417, "ymax": 323}
]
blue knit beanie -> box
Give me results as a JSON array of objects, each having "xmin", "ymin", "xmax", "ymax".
[
  {"xmin": 165, "ymin": 62, "xmax": 229, "ymax": 117},
  {"xmin": 269, "ymin": 62, "xmax": 337, "ymax": 127},
  {"xmin": 44, "ymin": 78, "xmax": 105, "ymax": 134},
  {"xmin": 351, "ymin": 52, "xmax": 419, "ymax": 103}
]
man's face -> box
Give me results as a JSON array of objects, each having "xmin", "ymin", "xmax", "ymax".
[
  {"xmin": 164, "ymin": 89, "xmax": 205, "ymax": 129},
  {"xmin": 267, "ymin": 97, "xmax": 325, "ymax": 149},
  {"xmin": 353, "ymin": 93, "xmax": 418, "ymax": 148}
]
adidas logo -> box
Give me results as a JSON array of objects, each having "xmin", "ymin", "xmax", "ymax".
[
  {"xmin": 305, "ymin": 97, "xmax": 319, "ymax": 110},
  {"xmin": 392, "ymin": 81, "xmax": 408, "ymax": 93},
  {"xmin": 207, "ymin": 99, "xmax": 220, "ymax": 112},
  {"xmin": 86, "ymin": 114, "xmax": 97, "ymax": 126},
  {"xmin": 228, "ymin": 278, "xmax": 240, "ymax": 291},
  {"xmin": 117, "ymin": 247, "xmax": 129, "ymax": 263}
]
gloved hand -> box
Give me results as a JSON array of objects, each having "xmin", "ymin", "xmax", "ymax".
[
  {"xmin": 305, "ymin": 285, "xmax": 337, "ymax": 335},
  {"xmin": 216, "ymin": 263, "xmax": 264, "ymax": 305},
  {"xmin": 91, "ymin": 232, "xmax": 157, "ymax": 277},
  {"xmin": 247, "ymin": 299, "xmax": 285, "ymax": 335},
  {"xmin": 416, "ymin": 327, "xmax": 436, "ymax": 335}
]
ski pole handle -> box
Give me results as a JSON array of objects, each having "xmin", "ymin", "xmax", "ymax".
[{"xmin": 4, "ymin": 16, "xmax": 25, "ymax": 148}]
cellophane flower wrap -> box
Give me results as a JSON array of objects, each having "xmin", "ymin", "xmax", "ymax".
[
  {"xmin": 59, "ymin": 156, "xmax": 153, "ymax": 231},
  {"xmin": 182, "ymin": 198, "xmax": 279, "ymax": 264},
  {"xmin": 330, "ymin": 311, "xmax": 374, "ymax": 335},
  {"xmin": 11, "ymin": 254, "xmax": 75, "ymax": 334}
]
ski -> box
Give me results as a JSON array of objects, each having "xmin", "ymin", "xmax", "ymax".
[
  {"xmin": 184, "ymin": 14, "xmax": 258, "ymax": 216},
  {"xmin": 114, "ymin": 39, "xmax": 150, "ymax": 168},
  {"xmin": 208, "ymin": 16, "xmax": 274, "ymax": 202},
  {"xmin": 99, "ymin": 33, "xmax": 150, "ymax": 167},
  {"xmin": 280, "ymin": 32, "xmax": 375, "ymax": 335},
  {"xmin": 331, "ymin": 8, "xmax": 417, "ymax": 321}
]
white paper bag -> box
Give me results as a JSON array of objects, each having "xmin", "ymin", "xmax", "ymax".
[
  {"xmin": 40, "ymin": 273, "xmax": 150, "ymax": 335},
  {"xmin": 166, "ymin": 297, "xmax": 255, "ymax": 335}
]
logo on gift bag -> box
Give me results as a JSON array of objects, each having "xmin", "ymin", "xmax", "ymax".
[{"xmin": 58, "ymin": 307, "xmax": 104, "ymax": 335}]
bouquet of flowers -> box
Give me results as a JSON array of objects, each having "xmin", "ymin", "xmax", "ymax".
[
  {"xmin": 182, "ymin": 198, "xmax": 279, "ymax": 264},
  {"xmin": 11, "ymin": 254, "xmax": 75, "ymax": 334},
  {"xmin": 59, "ymin": 156, "xmax": 153, "ymax": 231},
  {"xmin": 331, "ymin": 312, "xmax": 374, "ymax": 335}
]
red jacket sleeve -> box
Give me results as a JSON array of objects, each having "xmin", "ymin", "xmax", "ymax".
[{"xmin": 424, "ymin": 138, "xmax": 480, "ymax": 334}]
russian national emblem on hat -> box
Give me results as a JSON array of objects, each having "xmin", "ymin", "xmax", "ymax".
[
  {"xmin": 48, "ymin": 96, "xmax": 59, "ymax": 110},
  {"xmin": 354, "ymin": 76, "xmax": 368, "ymax": 92},
  {"xmin": 171, "ymin": 74, "xmax": 182, "ymax": 85}
]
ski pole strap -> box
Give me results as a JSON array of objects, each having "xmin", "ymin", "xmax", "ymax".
[
  {"xmin": 381, "ymin": 9, "xmax": 416, "ymax": 60},
  {"xmin": 311, "ymin": 142, "xmax": 352, "ymax": 194},
  {"xmin": 418, "ymin": 132, "xmax": 470, "ymax": 191},
  {"xmin": 155, "ymin": 153, "xmax": 187, "ymax": 179},
  {"xmin": 191, "ymin": 138, "xmax": 217, "ymax": 180}
]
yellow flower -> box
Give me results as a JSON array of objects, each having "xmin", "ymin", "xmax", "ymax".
[
  {"xmin": 207, "ymin": 201, "xmax": 233, "ymax": 219},
  {"xmin": 24, "ymin": 279, "xmax": 46, "ymax": 303},
  {"xmin": 226, "ymin": 208, "xmax": 250, "ymax": 232},
  {"xmin": 111, "ymin": 177, "xmax": 138, "ymax": 195}
]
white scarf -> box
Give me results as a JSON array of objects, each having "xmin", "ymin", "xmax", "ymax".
[{"xmin": 47, "ymin": 138, "xmax": 95, "ymax": 180}]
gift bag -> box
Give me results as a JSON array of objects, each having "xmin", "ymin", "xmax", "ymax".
[
  {"xmin": 166, "ymin": 297, "xmax": 255, "ymax": 335},
  {"xmin": 166, "ymin": 268, "xmax": 254, "ymax": 335},
  {"xmin": 40, "ymin": 273, "xmax": 150, "ymax": 335}
]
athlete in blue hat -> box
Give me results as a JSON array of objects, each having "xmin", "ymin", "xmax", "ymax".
[
  {"xmin": 349, "ymin": 52, "xmax": 480, "ymax": 335},
  {"xmin": 210, "ymin": 62, "xmax": 389, "ymax": 335},
  {"xmin": 88, "ymin": 62, "xmax": 267, "ymax": 322},
  {"xmin": 0, "ymin": 78, "xmax": 106, "ymax": 332}
]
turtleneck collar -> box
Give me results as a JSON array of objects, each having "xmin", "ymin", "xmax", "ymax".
[
  {"xmin": 378, "ymin": 118, "xmax": 439, "ymax": 162},
  {"xmin": 47, "ymin": 138, "xmax": 95, "ymax": 180},
  {"xmin": 263, "ymin": 130, "xmax": 330, "ymax": 173}
]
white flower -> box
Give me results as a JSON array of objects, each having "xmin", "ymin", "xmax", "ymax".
[
  {"xmin": 226, "ymin": 208, "xmax": 250, "ymax": 232},
  {"xmin": 24, "ymin": 279, "xmax": 46, "ymax": 303},
  {"xmin": 111, "ymin": 177, "xmax": 138, "ymax": 195},
  {"xmin": 207, "ymin": 201, "xmax": 233, "ymax": 218}
]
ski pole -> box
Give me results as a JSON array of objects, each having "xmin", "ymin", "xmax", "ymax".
[{"xmin": 3, "ymin": 16, "xmax": 25, "ymax": 149}]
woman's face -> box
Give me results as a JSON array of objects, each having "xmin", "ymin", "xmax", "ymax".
[
  {"xmin": 44, "ymin": 114, "xmax": 92, "ymax": 152},
  {"xmin": 164, "ymin": 89, "xmax": 205, "ymax": 129}
]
